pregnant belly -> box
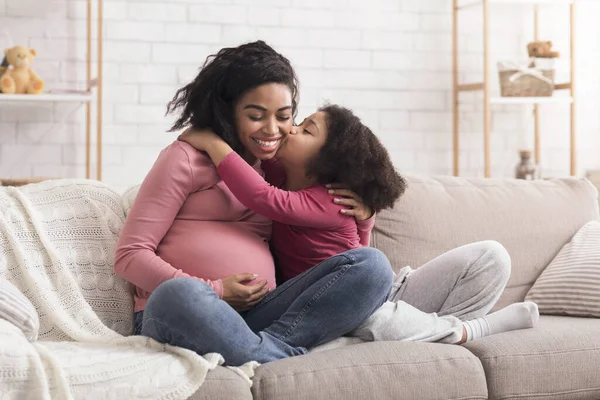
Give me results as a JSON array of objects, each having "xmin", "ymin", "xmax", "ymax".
[{"xmin": 157, "ymin": 220, "xmax": 276, "ymax": 289}]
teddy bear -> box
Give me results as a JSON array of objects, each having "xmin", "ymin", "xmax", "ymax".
[
  {"xmin": 0, "ymin": 45, "xmax": 44, "ymax": 95},
  {"xmin": 527, "ymin": 41, "xmax": 560, "ymax": 59},
  {"xmin": 0, "ymin": 56, "xmax": 8, "ymax": 88},
  {"xmin": 0, "ymin": 56, "xmax": 6, "ymax": 83}
]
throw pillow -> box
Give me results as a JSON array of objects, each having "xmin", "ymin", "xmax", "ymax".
[
  {"xmin": 0, "ymin": 278, "xmax": 39, "ymax": 341},
  {"xmin": 122, "ymin": 184, "xmax": 140, "ymax": 217},
  {"xmin": 525, "ymin": 220, "xmax": 600, "ymax": 317}
]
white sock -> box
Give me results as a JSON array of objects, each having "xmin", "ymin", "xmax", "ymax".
[{"xmin": 462, "ymin": 302, "xmax": 539, "ymax": 342}]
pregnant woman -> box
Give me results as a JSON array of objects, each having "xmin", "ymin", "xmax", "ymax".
[{"xmin": 114, "ymin": 41, "xmax": 393, "ymax": 366}]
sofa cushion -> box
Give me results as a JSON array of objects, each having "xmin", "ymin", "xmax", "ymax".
[
  {"xmin": 188, "ymin": 367, "xmax": 252, "ymax": 400},
  {"xmin": 526, "ymin": 220, "xmax": 600, "ymax": 317},
  {"xmin": 121, "ymin": 184, "xmax": 140, "ymax": 217},
  {"xmin": 252, "ymin": 341, "xmax": 487, "ymax": 400},
  {"xmin": 372, "ymin": 175, "xmax": 599, "ymax": 310},
  {"xmin": 463, "ymin": 315, "xmax": 600, "ymax": 400},
  {"xmin": 0, "ymin": 278, "xmax": 39, "ymax": 341}
]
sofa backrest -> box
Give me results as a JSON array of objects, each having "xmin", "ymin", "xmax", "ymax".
[{"xmin": 372, "ymin": 175, "xmax": 600, "ymax": 309}]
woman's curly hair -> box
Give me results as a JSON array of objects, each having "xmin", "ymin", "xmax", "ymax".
[
  {"xmin": 307, "ymin": 105, "xmax": 407, "ymax": 213},
  {"xmin": 166, "ymin": 41, "xmax": 299, "ymax": 154}
]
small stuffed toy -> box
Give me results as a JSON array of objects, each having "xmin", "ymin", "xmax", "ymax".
[
  {"xmin": 0, "ymin": 55, "xmax": 7, "ymax": 83},
  {"xmin": 527, "ymin": 41, "xmax": 560, "ymax": 59},
  {"xmin": 0, "ymin": 45, "xmax": 44, "ymax": 95}
]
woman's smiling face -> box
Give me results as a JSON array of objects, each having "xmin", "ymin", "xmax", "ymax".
[{"xmin": 234, "ymin": 83, "xmax": 294, "ymax": 162}]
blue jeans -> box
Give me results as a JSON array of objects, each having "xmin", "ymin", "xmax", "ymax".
[{"xmin": 138, "ymin": 247, "xmax": 393, "ymax": 366}]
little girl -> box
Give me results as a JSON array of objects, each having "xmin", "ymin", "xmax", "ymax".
[{"xmin": 179, "ymin": 104, "xmax": 539, "ymax": 345}]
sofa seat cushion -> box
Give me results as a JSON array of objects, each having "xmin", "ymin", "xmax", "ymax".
[
  {"xmin": 252, "ymin": 341, "xmax": 487, "ymax": 400},
  {"xmin": 463, "ymin": 315, "xmax": 600, "ymax": 400},
  {"xmin": 188, "ymin": 367, "xmax": 252, "ymax": 400}
]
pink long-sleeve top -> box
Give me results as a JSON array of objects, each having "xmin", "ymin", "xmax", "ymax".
[
  {"xmin": 114, "ymin": 141, "xmax": 276, "ymax": 312},
  {"xmin": 218, "ymin": 151, "xmax": 375, "ymax": 282}
]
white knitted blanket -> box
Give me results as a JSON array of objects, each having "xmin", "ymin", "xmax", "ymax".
[{"xmin": 0, "ymin": 180, "xmax": 257, "ymax": 399}]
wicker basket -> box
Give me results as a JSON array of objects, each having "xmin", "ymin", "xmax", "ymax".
[{"xmin": 498, "ymin": 68, "xmax": 554, "ymax": 97}]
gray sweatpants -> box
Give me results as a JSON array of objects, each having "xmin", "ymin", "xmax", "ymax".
[{"xmin": 311, "ymin": 241, "xmax": 511, "ymax": 352}]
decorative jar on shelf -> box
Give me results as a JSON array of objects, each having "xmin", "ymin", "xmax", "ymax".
[{"xmin": 515, "ymin": 150, "xmax": 540, "ymax": 180}]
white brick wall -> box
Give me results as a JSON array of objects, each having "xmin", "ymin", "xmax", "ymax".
[{"xmin": 0, "ymin": 0, "xmax": 599, "ymax": 192}]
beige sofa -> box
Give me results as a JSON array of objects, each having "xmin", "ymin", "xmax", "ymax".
[
  {"xmin": 3, "ymin": 175, "xmax": 600, "ymax": 400},
  {"xmin": 202, "ymin": 175, "xmax": 600, "ymax": 400}
]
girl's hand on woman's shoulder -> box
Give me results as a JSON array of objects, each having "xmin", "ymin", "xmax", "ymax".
[
  {"xmin": 325, "ymin": 183, "xmax": 374, "ymax": 221},
  {"xmin": 178, "ymin": 128, "xmax": 223, "ymax": 151}
]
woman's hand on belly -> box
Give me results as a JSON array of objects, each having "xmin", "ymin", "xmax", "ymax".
[{"xmin": 222, "ymin": 273, "xmax": 270, "ymax": 312}]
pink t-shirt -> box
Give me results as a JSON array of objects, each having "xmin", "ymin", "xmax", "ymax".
[
  {"xmin": 114, "ymin": 142, "xmax": 276, "ymax": 312},
  {"xmin": 218, "ymin": 152, "xmax": 375, "ymax": 282}
]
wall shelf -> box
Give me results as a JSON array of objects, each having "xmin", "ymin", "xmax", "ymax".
[
  {"xmin": 0, "ymin": 93, "xmax": 94, "ymax": 103},
  {"xmin": 489, "ymin": 96, "xmax": 573, "ymax": 104},
  {"xmin": 0, "ymin": 0, "xmax": 103, "ymax": 182},
  {"xmin": 452, "ymin": 0, "xmax": 576, "ymax": 177},
  {"xmin": 490, "ymin": 0, "xmax": 572, "ymax": 4},
  {"xmin": 458, "ymin": 0, "xmax": 573, "ymax": 10}
]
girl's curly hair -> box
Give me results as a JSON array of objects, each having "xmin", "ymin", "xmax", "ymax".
[
  {"xmin": 166, "ymin": 41, "xmax": 299, "ymax": 154},
  {"xmin": 307, "ymin": 105, "xmax": 407, "ymax": 213}
]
